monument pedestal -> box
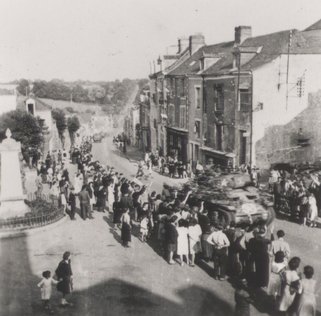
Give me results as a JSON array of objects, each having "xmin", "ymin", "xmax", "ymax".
[
  {"xmin": 0, "ymin": 200, "xmax": 29, "ymax": 219},
  {"xmin": 0, "ymin": 129, "xmax": 29, "ymax": 219}
]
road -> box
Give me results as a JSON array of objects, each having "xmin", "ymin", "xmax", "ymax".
[
  {"xmin": 93, "ymin": 136, "xmax": 321, "ymax": 313},
  {"xmin": 0, "ymin": 136, "xmax": 320, "ymax": 316}
]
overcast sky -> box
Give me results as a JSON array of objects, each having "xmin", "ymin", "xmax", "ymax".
[{"xmin": 0, "ymin": 0, "xmax": 321, "ymax": 82}]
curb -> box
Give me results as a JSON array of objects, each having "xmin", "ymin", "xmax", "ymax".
[{"xmin": 0, "ymin": 215, "xmax": 68, "ymax": 240}]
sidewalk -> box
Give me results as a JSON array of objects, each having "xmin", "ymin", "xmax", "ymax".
[{"xmin": 117, "ymin": 144, "xmax": 144, "ymax": 163}]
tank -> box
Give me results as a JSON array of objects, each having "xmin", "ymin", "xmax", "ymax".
[{"xmin": 176, "ymin": 170, "xmax": 275, "ymax": 228}]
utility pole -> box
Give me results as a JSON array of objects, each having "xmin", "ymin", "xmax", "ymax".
[{"xmin": 286, "ymin": 30, "xmax": 293, "ymax": 111}]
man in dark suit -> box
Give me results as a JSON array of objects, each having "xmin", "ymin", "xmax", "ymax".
[{"xmin": 78, "ymin": 185, "xmax": 92, "ymax": 220}]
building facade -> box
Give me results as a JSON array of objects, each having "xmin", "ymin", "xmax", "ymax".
[{"xmin": 148, "ymin": 19, "xmax": 321, "ymax": 170}]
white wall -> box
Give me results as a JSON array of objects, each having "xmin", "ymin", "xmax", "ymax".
[{"xmin": 252, "ymin": 54, "xmax": 321, "ymax": 167}]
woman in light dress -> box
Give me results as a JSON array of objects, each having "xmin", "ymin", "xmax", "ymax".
[
  {"xmin": 279, "ymin": 256, "xmax": 301, "ymax": 313},
  {"xmin": 267, "ymin": 251, "xmax": 287, "ymax": 302},
  {"xmin": 176, "ymin": 219, "xmax": 189, "ymax": 266},
  {"xmin": 308, "ymin": 192, "xmax": 318, "ymax": 227},
  {"xmin": 188, "ymin": 218, "xmax": 202, "ymax": 267},
  {"xmin": 297, "ymin": 265, "xmax": 316, "ymax": 316},
  {"xmin": 107, "ymin": 180, "xmax": 115, "ymax": 212},
  {"xmin": 74, "ymin": 172, "xmax": 83, "ymax": 194}
]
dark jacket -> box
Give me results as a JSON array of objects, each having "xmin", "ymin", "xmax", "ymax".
[
  {"xmin": 55, "ymin": 260, "xmax": 73, "ymax": 294},
  {"xmin": 165, "ymin": 222, "xmax": 178, "ymax": 244},
  {"xmin": 78, "ymin": 189, "xmax": 90, "ymax": 205}
]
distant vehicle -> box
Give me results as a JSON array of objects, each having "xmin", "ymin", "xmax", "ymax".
[{"xmin": 93, "ymin": 132, "xmax": 103, "ymax": 143}]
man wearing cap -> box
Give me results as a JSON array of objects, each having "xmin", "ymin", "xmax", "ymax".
[{"xmin": 207, "ymin": 225, "xmax": 230, "ymax": 280}]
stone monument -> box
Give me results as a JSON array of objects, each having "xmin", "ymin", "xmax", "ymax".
[{"xmin": 0, "ymin": 129, "xmax": 29, "ymax": 219}]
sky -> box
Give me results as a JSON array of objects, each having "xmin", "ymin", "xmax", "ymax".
[{"xmin": 0, "ymin": 0, "xmax": 321, "ymax": 82}]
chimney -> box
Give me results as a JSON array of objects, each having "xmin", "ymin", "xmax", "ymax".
[
  {"xmin": 177, "ymin": 37, "xmax": 189, "ymax": 54},
  {"xmin": 189, "ymin": 33, "xmax": 205, "ymax": 55},
  {"xmin": 234, "ymin": 26, "xmax": 252, "ymax": 45}
]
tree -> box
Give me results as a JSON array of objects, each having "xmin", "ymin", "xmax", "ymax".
[
  {"xmin": 17, "ymin": 79, "xmax": 30, "ymax": 96},
  {"xmin": 51, "ymin": 108, "xmax": 66, "ymax": 138},
  {"xmin": 32, "ymin": 80, "xmax": 48, "ymax": 98},
  {"xmin": 0, "ymin": 110, "xmax": 43, "ymax": 161},
  {"xmin": 72, "ymin": 84, "xmax": 90, "ymax": 103},
  {"xmin": 67, "ymin": 115, "xmax": 80, "ymax": 145}
]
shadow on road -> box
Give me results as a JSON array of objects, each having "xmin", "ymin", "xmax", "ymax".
[
  {"xmin": 1, "ymin": 230, "xmax": 320, "ymax": 316},
  {"xmin": 69, "ymin": 278, "xmax": 234, "ymax": 316},
  {"xmin": 102, "ymin": 215, "xmax": 123, "ymax": 245}
]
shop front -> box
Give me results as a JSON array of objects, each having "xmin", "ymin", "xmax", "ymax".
[{"xmin": 166, "ymin": 127, "xmax": 188, "ymax": 163}]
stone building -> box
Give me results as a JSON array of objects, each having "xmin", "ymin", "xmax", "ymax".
[{"xmin": 148, "ymin": 18, "xmax": 321, "ymax": 170}]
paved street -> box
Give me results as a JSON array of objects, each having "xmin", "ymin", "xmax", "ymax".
[{"xmin": 0, "ymin": 137, "xmax": 320, "ymax": 316}]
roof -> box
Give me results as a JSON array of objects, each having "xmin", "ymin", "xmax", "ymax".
[
  {"xmin": 167, "ymin": 41, "xmax": 235, "ymax": 76},
  {"xmin": 239, "ymin": 30, "xmax": 294, "ymax": 71},
  {"xmin": 240, "ymin": 25, "xmax": 321, "ymax": 70},
  {"xmin": 16, "ymin": 95, "xmax": 52, "ymax": 112},
  {"xmin": 290, "ymin": 29, "xmax": 321, "ymax": 54},
  {"xmin": 304, "ymin": 19, "xmax": 321, "ymax": 31}
]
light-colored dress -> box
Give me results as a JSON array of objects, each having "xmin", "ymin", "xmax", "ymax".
[
  {"xmin": 188, "ymin": 224, "xmax": 202, "ymax": 254},
  {"xmin": 108, "ymin": 184, "xmax": 115, "ymax": 209},
  {"xmin": 267, "ymin": 261, "xmax": 286, "ymax": 297},
  {"xmin": 74, "ymin": 175, "xmax": 83, "ymax": 194},
  {"xmin": 279, "ymin": 270, "xmax": 300, "ymax": 312},
  {"xmin": 298, "ymin": 279, "xmax": 316, "ymax": 316},
  {"xmin": 37, "ymin": 277, "xmax": 58, "ymax": 300},
  {"xmin": 176, "ymin": 227, "xmax": 189, "ymax": 256},
  {"xmin": 308, "ymin": 196, "xmax": 318, "ymax": 221}
]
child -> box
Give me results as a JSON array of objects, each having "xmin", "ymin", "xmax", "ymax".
[
  {"xmin": 297, "ymin": 265, "xmax": 316, "ymax": 316},
  {"xmin": 140, "ymin": 215, "xmax": 149, "ymax": 242},
  {"xmin": 37, "ymin": 270, "xmax": 59, "ymax": 311}
]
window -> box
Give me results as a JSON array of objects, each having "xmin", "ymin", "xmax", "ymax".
[
  {"xmin": 181, "ymin": 78, "xmax": 185, "ymax": 97},
  {"xmin": 216, "ymin": 124, "xmax": 223, "ymax": 150},
  {"xmin": 195, "ymin": 87, "xmax": 201, "ymax": 109},
  {"xmin": 194, "ymin": 120, "xmax": 201, "ymax": 139},
  {"xmin": 214, "ymin": 84, "xmax": 224, "ymax": 112},
  {"xmin": 179, "ymin": 105, "xmax": 186, "ymax": 129},
  {"xmin": 239, "ymin": 89, "xmax": 251, "ymax": 111},
  {"xmin": 168, "ymin": 104, "xmax": 175, "ymax": 125}
]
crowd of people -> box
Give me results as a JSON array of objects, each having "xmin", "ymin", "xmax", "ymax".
[
  {"xmin": 35, "ymin": 136, "xmax": 317, "ymax": 315},
  {"xmin": 271, "ymin": 168, "xmax": 321, "ymax": 227}
]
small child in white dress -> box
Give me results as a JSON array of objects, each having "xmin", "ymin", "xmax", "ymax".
[
  {"xmin": 37, "ymin": 270, "xmax": 59, "ymax": 311},
  {"xmin": 140, "ymin": 216, "xmax": 149, "ymax": 242}
]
